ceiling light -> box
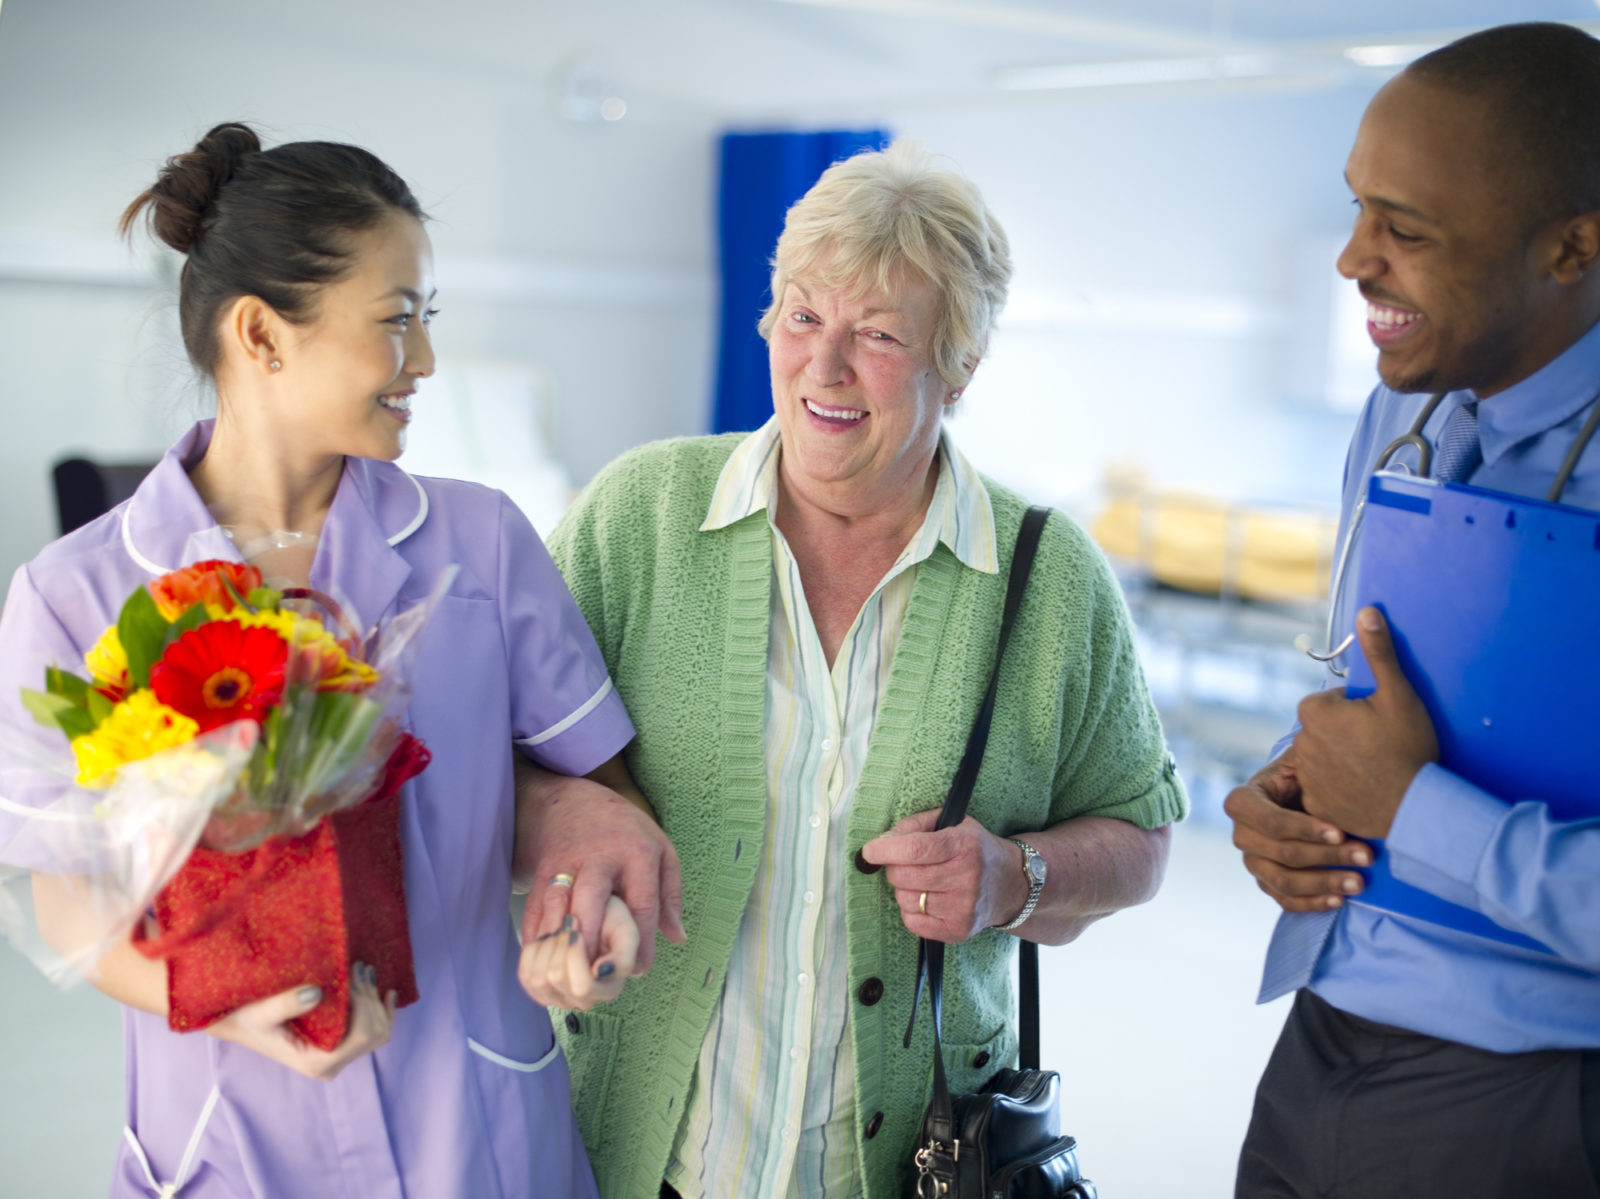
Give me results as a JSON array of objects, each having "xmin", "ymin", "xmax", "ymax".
[
  {"xmin": 997, "ymin": 54, "xmax": 1278, "ymax": 91},
  {"xmin": 1343, "ymin": 43, "xmax": 1432, "ymax": 67}
]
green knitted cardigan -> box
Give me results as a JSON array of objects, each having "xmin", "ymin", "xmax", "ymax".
[{"xmin": 546, "ymin": 434, "xmax": 1186, "ymax": 1199}]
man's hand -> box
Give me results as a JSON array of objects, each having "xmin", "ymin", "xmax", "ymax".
[
  {"xmin": 860, "ymin": 810, "xmax": 1027, "ymax": 943},
  {"xmin": 514, "ymin": 755, "xmax": 685, "ymax": 979},
  {"xmin": 1295, "ymin": 606, "xmax": 1439, "ymax": 839},
  {"xmin": 1224, "ymin": 753, "xmax": 1371, "ymax": 913}
]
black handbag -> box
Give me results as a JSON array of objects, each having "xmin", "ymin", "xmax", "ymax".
[{"xmin": 904, "ymin": 505, "xmax": 1097, "ymax": 1199}]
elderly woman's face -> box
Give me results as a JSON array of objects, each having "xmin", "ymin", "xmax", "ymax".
[{"xmin": 769, "ymin": 271, "xmax": 955, "ymax": 511}]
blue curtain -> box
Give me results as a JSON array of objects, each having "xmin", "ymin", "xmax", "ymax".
[{"xmin": 711, "ymin": 129, "xmax": 890, "ymax": 434}]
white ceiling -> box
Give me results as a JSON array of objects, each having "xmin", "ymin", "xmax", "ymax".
[{"xmin": 203, "ymin": 0, "xmax": 1600, "ymax": 119}]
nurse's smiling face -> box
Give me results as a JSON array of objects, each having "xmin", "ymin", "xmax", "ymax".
[
  {"xmin": 237, "ymin": 211, "xmax": 438, "ymax": 464},
  {"xmin": 768, "ymin": 269, "xmax": 957, "ymax": 516}
]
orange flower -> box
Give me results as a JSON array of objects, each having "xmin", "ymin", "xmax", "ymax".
[{"xmin": 148, "ymin": 560, "xmax": 263, "ymax": 621}]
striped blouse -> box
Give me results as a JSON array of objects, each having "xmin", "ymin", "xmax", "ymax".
[{"xmin": 664, "ymin": 418, "xmax": 997, "ymax": 1198}]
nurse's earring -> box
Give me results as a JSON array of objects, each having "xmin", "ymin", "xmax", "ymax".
[{"xmin": 268, "ymin": 360, "xmax": 281, "ymax": 372}]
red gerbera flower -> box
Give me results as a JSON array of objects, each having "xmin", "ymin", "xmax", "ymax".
[{"xmin": 150, "ymin": 621, "xmax": 289, "ymax": 732}]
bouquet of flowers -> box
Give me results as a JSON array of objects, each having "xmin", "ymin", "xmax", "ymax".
[{"xmin": 10, "ymin": 559, "xmax": 438, "ymax": 1050}]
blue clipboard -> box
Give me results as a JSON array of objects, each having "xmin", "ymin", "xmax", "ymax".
[{"xmin": 1344, "ymin": 472, "xmax": 1600, "ymax": 954}]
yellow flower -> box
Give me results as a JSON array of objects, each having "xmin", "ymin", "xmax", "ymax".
[
  {"xmin": 71, "ymin": 690, "xmax": 199, "ymax": 788},
  {"xmin": 84, "ymin": 626, "xmax": 130, "ymax": 700},
  {"xmin": 225, "ymin": 610, "xmax": 379, "ymax": 692}
]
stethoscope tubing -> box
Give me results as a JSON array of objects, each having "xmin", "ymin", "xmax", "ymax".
[{"xmin": 1302, "ymin": 389, "xmax": 1600, "ymax": 677}]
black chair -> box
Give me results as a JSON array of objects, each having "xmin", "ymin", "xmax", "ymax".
[{"xmin": 52, "ymin": 457, "xmax": 158, "ymax": 536}]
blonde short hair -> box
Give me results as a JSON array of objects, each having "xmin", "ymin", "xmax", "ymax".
[{"xmin": 757, "ymin": 141, "xmax": 1012, "ymax": 388}]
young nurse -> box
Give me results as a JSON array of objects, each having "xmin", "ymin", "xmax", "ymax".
[{"xmin": 0, "ymin": 123, "xmax": 665, "ymax": 1198}]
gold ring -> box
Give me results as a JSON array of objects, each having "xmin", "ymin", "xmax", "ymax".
[
  {"xmin": 549, "ymin": 873, "xmax": 576, "ymax": 889},
  {"xmin": 918, "ymin": 891, "xmax": 928, "ymax": 915}
]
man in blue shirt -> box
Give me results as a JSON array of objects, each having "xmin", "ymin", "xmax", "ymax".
[{"xmin": 1227, "ymin": 23, "xmax": 1600, "ymax": 1198}]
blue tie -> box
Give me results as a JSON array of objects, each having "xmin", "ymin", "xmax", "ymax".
[
  {"xmin": 1259, "ymin": 399, "xmax": 1484, "ymax": 1002},
  {"xmin": 1431, "ymin": 400, "xmax": 1481, "ymax": 482}
]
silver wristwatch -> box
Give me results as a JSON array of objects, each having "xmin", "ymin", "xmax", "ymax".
[{"xmin": 998, "ymin": 839, "xmax": 1046, "ymax": 931}]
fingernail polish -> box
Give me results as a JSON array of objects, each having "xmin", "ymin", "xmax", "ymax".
[
  {"xmin": 596, "ymin": 962, "xmax": 615, "ymax": 980},
  {"xmin": 561, "ymin": 915, "xmax": 573, "ymax": 933},
  {"xmin": 297, "ymin": 985, "xmax": 322, "ymax": 1006},
  {"xmin": 569, "ymin": 930, "xmax": 580, "ymax": 946}
]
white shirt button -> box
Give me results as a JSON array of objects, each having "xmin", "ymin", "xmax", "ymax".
[
  {"xmin": 790, "ymin": 1046, "xmax": 804, "ymax": 1061},
  {"xmin": 820, "ymin": 738, "xmax": 833, "ymax": 751},
  {"xmin": 798, "ymin": 972, "xmax": 810, "ymax": 986},
  {"xmin": 803, "ymin": 890, "xmax": 816, "ymax": 904},
  {"xmin": 781, "ymin": 1126, "xmax": 796, "ymax": 1141},
  {"xmin": 809, "ymin": 814, "xmax": 822, "ymax": 829}
]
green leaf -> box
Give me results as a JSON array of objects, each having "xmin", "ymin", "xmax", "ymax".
[
  {"xmin": 21, "ymin": 688, "xmax": 75, "ymax": 731},
  {"xmin": 44, "ymin": 666, "xmax": 93, "ymax": 703},
  {"xmin": 160, "ymin": 603, "xmax": 209, "ymax": 650},
  {"xmin": 118, "ymin": 585, "xmax": 168, "ymax": 690},
  {"xmin": 21, "ymin": 689, "xmax": 96, "ymax": 738},
  {"xmin": 85, "ymin": 689, "xmax": 114, "ymax": 727},
  {"xmin": 247, "ymin": 587, "xmax": 283, "ymax": 612}
]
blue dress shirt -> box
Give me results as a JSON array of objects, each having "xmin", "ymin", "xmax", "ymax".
[{"xmin": 1258, "ymin": 317, "xmax": 1600, "ymax": 1052}]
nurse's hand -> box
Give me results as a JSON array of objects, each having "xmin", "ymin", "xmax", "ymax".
[
  {"xmin": 519, "ymin": 895, "xmax": 639, "ymax": 1011},
  {"xmin": 207, "ymin": 962, "xmax": 396, "ymax": 1081},
  {"xmin": 1224, "ymin": 752, "xmax": 1370, "ymax": 913}
]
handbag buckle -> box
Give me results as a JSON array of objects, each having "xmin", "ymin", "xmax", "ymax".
[{"xmin": 914, "ymin": 1140, "xmax": 957, "ymax": 1197}]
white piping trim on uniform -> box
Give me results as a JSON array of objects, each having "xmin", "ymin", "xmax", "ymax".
[
  {"xmin": 120, "ymin": 1084, "xmax": 219, "ymax": 1197},
  {"xmin": 121, "ymin": 504, "xmax": 171, "ymax": 577},
  {"xmin": 0, "ymin": 793, "xmax": 85, "ymax": 822},
  {"xmin": 514, "ymin": 678, "xmax": 615, "ymax": 748},
  {"xmin": 468, "ymin": 1036, "xmax": 562, "ymax": 1073},
  {"xmin": 387, "ymin": 472, "xmax": 428, "ymax": 546},
  {"xmin": 121, "ymin": 468, "xmax": 427, "ymax": 572}
]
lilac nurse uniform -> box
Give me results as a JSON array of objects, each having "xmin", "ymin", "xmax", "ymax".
[{"xmin": 0, "ymin": 421, "xmax": 635, "ymax": 1198}]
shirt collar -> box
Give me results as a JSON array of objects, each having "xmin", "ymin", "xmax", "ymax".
[
  {"xmin": 122, "ymin": 420, "xmax": 427, "ymax": 629},
  {"xmin": 700, "ymin": 417, "xmax": 998, "ymax": 575},
  {"xmin": 1473, "ymin": 315, "xmax": 1600, "ymax": 466}
]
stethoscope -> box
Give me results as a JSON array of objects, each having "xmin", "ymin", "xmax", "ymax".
[{"xmin": 1297, "ymin": 390, "xmax": 1600, "ymax": 677}]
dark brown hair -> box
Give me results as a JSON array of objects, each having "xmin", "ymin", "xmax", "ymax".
[
  {"xmin": 1408, "ymin": 23, "xmax": 1600, "ymax": 223},
  {"xmin": 120, "ymin": 122, "xmax": 425, "ymax": 376}
]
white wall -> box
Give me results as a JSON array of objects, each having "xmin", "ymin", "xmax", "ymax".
[{"xmin": 889, "ymin": 82, "xmax": 1377, "ymax": 512}]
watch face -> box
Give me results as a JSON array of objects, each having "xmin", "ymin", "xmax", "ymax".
[{"xmin": 1026, "ymin": 855, "xmax": 1047, "ymax": 885}]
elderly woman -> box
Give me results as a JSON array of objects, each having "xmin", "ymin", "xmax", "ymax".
[{"xmin": 535, "ymin": 142, "xmax": 1185, "ymax": 1199}]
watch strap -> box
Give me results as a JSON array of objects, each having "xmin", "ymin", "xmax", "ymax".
[{"xmin": 998, "ymin": 839, "xmax": 1043, "ymax": 932}]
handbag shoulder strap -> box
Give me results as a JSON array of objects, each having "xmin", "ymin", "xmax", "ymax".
[{"xmin": 903, "ymin": 504, "xmax": 1051, "ymax": 1146}]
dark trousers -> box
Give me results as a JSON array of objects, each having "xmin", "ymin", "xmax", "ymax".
[{"xmin": 1237, "ymin": 989, "xmax": 1600, "ymax": 1198}]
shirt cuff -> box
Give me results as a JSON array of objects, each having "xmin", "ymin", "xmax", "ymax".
[
  {"xmin": 514, "ymin": 680, "xmax": 636, "ymax": 777},
  {"xmin": 1385, "ymin": 761, "xmax": 1508, "ymax": 910}
]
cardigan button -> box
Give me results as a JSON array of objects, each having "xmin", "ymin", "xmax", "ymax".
[
  {"xmin": 565, "ymin": 1013, "xmax": 581, "ymax": 1035},
  {"xmin": 972, "ymin": 1050, "xmax": 991, "ymax": 1068},
  {"xmin": 865, "ymin": 1111, "xmax": 884, "ymax": 1139},
  {"xmin": 854, "ymin": 847, "xmax": 881, "ymax": 875},
  {"xmin": 857, "ymin": 977, "xmax": 884, "ymax": 1006}
]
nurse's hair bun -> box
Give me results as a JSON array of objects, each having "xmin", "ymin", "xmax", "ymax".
[{"xmin": 118, "ymin": 122, "xmax": 262, "ymax": 254}]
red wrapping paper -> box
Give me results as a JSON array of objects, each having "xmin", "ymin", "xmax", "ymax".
[{"xmin": 132, "ymin": 734, "xmax": 429, "ymax": 1051}]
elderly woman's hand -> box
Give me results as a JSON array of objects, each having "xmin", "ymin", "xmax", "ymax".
[
  {"xmin": 860, "ymin": 809, "xmax": 1030, "ymax": 943},
  {"xmin": 518, "ymin": 895, "xmax": 641, "ymax": 1011},
  {"xmin": 514, "ymin": 754, "xmax": 685, "ymax": 974}
]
